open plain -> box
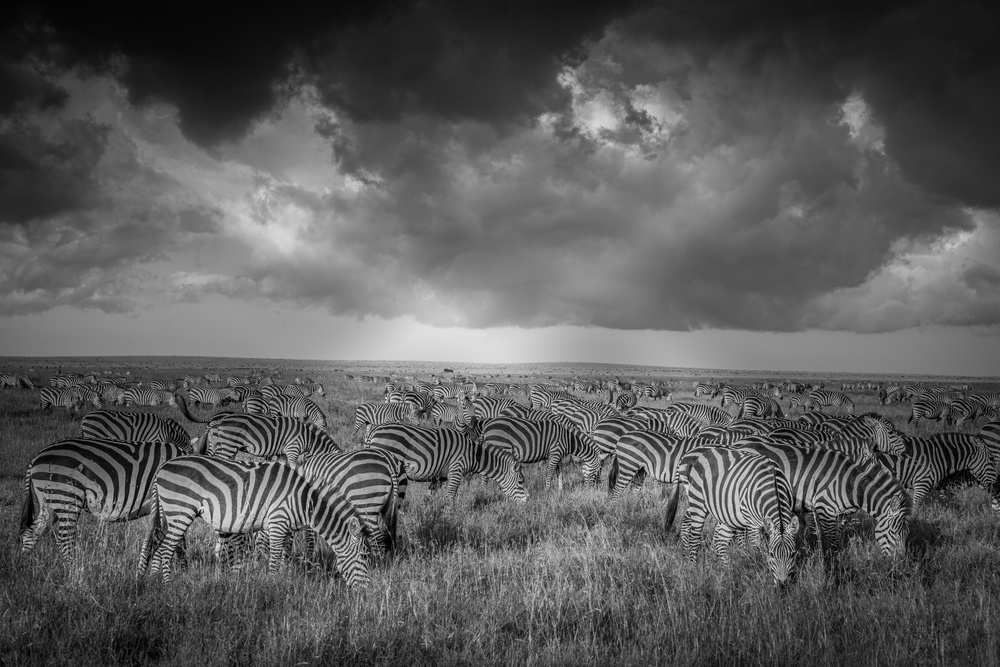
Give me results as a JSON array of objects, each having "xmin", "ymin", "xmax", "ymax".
[{"xmin": 2, "ymin": 356, "xmax": 1000, "ymax": 666}]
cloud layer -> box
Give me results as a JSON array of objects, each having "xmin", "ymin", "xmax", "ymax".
[{"xmin": 1, "ymin": 1, "xmax": 998, "ymax": 335}]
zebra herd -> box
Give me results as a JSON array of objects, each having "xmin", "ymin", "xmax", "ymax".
[{"xmin": 11, "ymin": 368, "xmax": 1000, "ymax": 589}]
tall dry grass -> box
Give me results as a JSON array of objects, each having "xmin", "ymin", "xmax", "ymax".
[{"xmin": 1, "ymin": 365, "xmax": 999, "ymax": 665}]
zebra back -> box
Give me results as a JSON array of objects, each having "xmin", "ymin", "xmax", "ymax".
[
  {"xmin": 205, "ymin": 414, "xmax": 340, "ymax": 463},
  {"xmin": 81, "ymin": 411, "xmax": 192, "ymax": 451}
]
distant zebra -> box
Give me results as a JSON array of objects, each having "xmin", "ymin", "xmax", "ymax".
[
  {"xmin": 670, "ymin": 403, "xmax": 735, "ymax": 428},
  {"xmin": 1, "ymin": 372, "xmax": 34, "ymax": 389},
  {"xmin": 122, "ymin": 388, "xmax": 177, "ymax": 408},
  {"xmin": 187, "ymin": 386, "xmax": 240, "ymax": 408},
  {"xmin": 481, "ymin": 417, "xmax": 600, "ymax": 490},
  {"xmin": 366, "ymin": 424, "xmax": 527, "ymax": 502},
  {"xmin": 20, "ymin": 439, "xmax": 184, "ymax": 561},
  {"xmin": 204, "ymin": 373, "xmax": 222, "ymax": 384},
  {"xmin": 142, "ymin": 456, "xmax": 372, "ymax": 585},
  {"xmin": 739, "ymin": 395, "xmax": 784, "ymax": 420},
  {"xmin": 694, "ymin": 382, "xmax": 720, "ymax": 398},
  {"xmin": 181, "ymin": 375, "xmax": 203, "ymax": 388},
  {"xmin": 195, "ymin": 414, "xmax": 340, "ymax": 464},
  {"xmin": 670, "ymin": 447, "xmax": 799, "ymax": 585},
  {"xmin": 736, "ymin": 442, "xmax": 909, "ymax": 560},
  {"xmin": 808, "ymin": 390, "xmax": 855, "ymax": 413},
  {"xmin": 353, "ymin": 403, "xmax": 419, "ymax": 439},
  {"xmin": 267, "ymin": 395, "xmax": 327, "ymax": 430},
  {"xmin": 149, "ymin": 380, "xmax": 175, "ymax": 391},
  {"xmin": 875, "ymin": 434, "xmax": 999, "ymax": 511},
  {"xmin": 290, "ymin": 449, "xmax": 405, "ymax": 558},
  {"xmin": 81, "ymin": 411, "xmax": 192, "ymax": 451},
  {"xmin": 49, "ymin": 373, "xmax": 84, "ymax": 388},
  {"xmin": 908, "ymin": 396, "xmax": 951, "ymax": 428},
  {"xmin": 39, "ymin": 387, "xmax": 90, "ymax": 411}
]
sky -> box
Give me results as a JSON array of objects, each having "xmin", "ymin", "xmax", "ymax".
[{"xmin": 1, "ymin": 1, "xmax": 999, "ymax": 376}]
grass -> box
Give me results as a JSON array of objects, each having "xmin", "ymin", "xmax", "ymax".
[{"xmin": 1, "ymin": 361, "xmax": 999, "ymax": 665}]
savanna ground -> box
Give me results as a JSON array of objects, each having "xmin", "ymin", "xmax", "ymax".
[{"xmin": 1, "ymin": 356, "xmax": 999, "ymax": 666}]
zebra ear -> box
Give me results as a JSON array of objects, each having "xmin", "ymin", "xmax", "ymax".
[
  {"xmin": 349, "ymin": 516, "xmax": 364, "ymax": 538},
  {"xmin": 786, "ymin": 515, "xmax": 800, "ymax": 535}
]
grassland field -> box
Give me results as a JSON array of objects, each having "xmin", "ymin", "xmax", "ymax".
[{"xmin": 1, "ymin": 357, "xmax": 1000, "ymax": 666}]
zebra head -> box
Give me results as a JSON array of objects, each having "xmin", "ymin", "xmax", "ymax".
[
  {"xmin": 482, "ymin": 449, "xmax": 528, "ymax": 503},
  {"xmin": 764, "ymin": 514, "xmax": 799, "ymax": 586},
  {"xmin": 874, "ymin": 493, "xmax": 910, "ymax": 559},
  {"xmin": 863, "ymin": 415, "xmax": 906, "ymax": 455},
  {"xmin": 309, "ymin": 487, "xmax": 372, "ymax": 588}
]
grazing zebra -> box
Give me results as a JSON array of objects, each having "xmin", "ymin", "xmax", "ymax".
[
  {"xmin": 875, "ymin": 434, "xmax": 999, "ymax": 511},
  {"xmin": 430, "ymin": 401, "xmax": 472, "ymax": 428},
  {"xmin": 671, "ymin": 447, "xmax": 800, "ymax": 585},
  {"xmin": 549, "ymin": 397, "xmax": 619, "ymax": 435},
  {"xmin": 625, "ymin": 407, "xmax": 702, "ymax": 437},
  {"xmin": 39, "ymin": 387, "xmax": 86, "ymax": 411},
  {"xmin": 670, "ymin": 403, "xmax": 735, "ymax": 428},
  {"xmin": 908, "ymin": 396, "xmax": 951, "ymax": 428},
  {"xmin": 431, "ymin": 383, "xmax": 464, "ymax": 402},
  {"xmin": 353, "ymin": 402, "xmax": 419, "ymax": 439},
  {"xmin": 1, "ymin": 372, "xmax": 34, "ymax": 388},
  {"xmin": 948, "ymin": 397, "xmax": 985, "ymax": 428},
  {"xmin": 267, "ymin": 395, "xmax": 327, "ymax": 430},
  {"xmin": 366, "ymin": 423, "xmax": 527, "ymax": 502},
  {"xmin": 291, "ymin": 448, "xmax": 405, "ymax": 557},
  {"xmin": 767, "ymin": 415, "xmax": 906, "ymax": 458},
  {"xmin": 196, "ymin": 414, "xmax": 340, "ymax": 463},
  {"xmin": 122, "ymin": 387, "xmax": 177, "ymax": 408},
  {"xmin": 808, "ymin": 390, "xmax": 855, "ymax": 413},
  {"xmin": 719, "ymin": 385, "xmax": 755, "ymax": 410},
  {"xmin": 142, "ymin": 456, "xmax": 372, "ymax": 585},
  {"xmin": 20, "ymin": 439, "xmax": 184, "ymax": 561},
  {"xmin": 607, "ymin": 430, "xmax": 700, "ymax": 501},
  {"xmin": 739, "ymin": 395, "xmax": 784, "ymax": 420},
  {"xmin": 481, "ymin": 417, "xmax": 600, "ymax": 490},
  {"xmin": 49, "ymin": 373, "xmax": 85, "ymax": 388},
  {"xmin": 204, "ymin": 373, "xmax": 222, "ymax": 384},
  {"xmin": 81, "ymin": 410, "xmax": 192, "ymax": 451},
  {"xmin": 187, "ymin": 386, "xmax": 240, "ymax": 408},
  {"xmin": 736, "ymin": 442, "xmax": 910, "ymax": 560},
  {"xmin": 694, "ymin": 382, "xmax": 720, "ymax": 398}
]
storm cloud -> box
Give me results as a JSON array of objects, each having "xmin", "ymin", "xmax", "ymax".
[{"xmin": 1, "ymin": 0, "xmax": 998, "ymax": 336}]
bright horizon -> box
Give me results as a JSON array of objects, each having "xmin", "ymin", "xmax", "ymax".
[{"xmin": 2, "ymin": 4, "xmax": 999, "ymax": 376}]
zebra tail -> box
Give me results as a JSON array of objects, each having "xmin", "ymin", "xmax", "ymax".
[
  {"xmin": 663, "ymin": 484, "xmax": 681, "ymax": 533},
  {"xmin": 607, "ymin": 455, "xmax": 619, "ymax": 494},
  {"xmin": 192, "ymin": 428, "xmax": 210, "ymax": 456},
  {"xmin": 19, "ymin": 469, "xmax": 36, "ymax": 534},
  {"xmin": 384, "ymin": 466, "xmax": 403, "ymax": 555}
]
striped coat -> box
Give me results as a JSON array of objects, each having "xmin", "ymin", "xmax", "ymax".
[
  {"xmin": 608, "ymin": 430, "xmax": 700, "ymax": 500},
  {"xmin": 267, "ymin": 395, "xmax": 327, "ymax": 430},
  {"xmin": 197, "ymin": 414, "xmax": 340, "ymax": 464},
  {"xmin": 673, "ymin": 447, "xmax": 800, "ymax": 585},
  {"xmin": 20, "ymin": 439, "xmax": 183, "ymax": 562},
  {"xmin": 353, "ymin": 402, "xmax": 419, "ymax": 439},
  {"xmin": 143, "ymin": 456, "xmax": 371, "ymax": 585},
  {"xmin": 187, "ymin": 386, "xmax": 240, "ymax": 408},
  {"xmin": 481, "ymin": 417, "xmax": 600, "ymax": 490},
  {"xmin": 81, "ymin": 410, "xmax": 192, "ymax": 451},
  {"xmin": 366, "ymin": 424, "xmax": 527, "ymax": 502},
  {"xmin": 39, "ymin": 387, "xmax": 87, "ymax": 411},
  {"xmin": 123, "ymin": 388, "xmax": 177, "ymax": 408}
]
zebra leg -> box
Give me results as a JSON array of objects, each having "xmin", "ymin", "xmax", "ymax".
[
  {"xmin": 680, "ymin": 508, "xmax": 707, "ymax": 564},
  {"xmin": 137, "ymin": 511, "xmax": 165, "ymax": 577},
  {"xmin": 151, "ymin": 515, "xmax": 195, "ymax": 582},
  {"xmin": 813, "ymin": 510, "xmax": 841, "ymax": 571},
  {"xmin": 712, "ymin": 524, "xmax": 736, "ymax": 565},
  {"xmin": 19, "ymin": 502, "xmax": 52, "ymax": 554},
  {"xmin": 52, "ymin": 507, "xmax": 82, "ymax": 560},
  {"xmin": 266, "ymin": 520, "xmax": 293, "ymax": 574},
  {"xmin": 545, "ymin": 451, "xmax": 562, "ymax": 490},
  {"xmin": 910, "ymin": 479, "xmax": 932, "ymax": 513},
  {"xmin": 445, "ymin": 462, "xmax": 467, "ymax": 501}
]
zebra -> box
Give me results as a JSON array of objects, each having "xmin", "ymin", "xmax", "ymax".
[
  {"xmin": 480, "ymin": 417, "xmax": 600, "ymax": 490},
  {"xmin": 607, "ymin": 430, "xmax": 701, "ymax": 501},
  {"xmin": 290, "ymin": 448, "xmax": 405, "ymax": 558},
  {"xmin": 430, "ymin": 401, "xmax": 472, "ymax": 428},
  {"xmin": 244, "ymin": 394, "xmax": 271, "ymax": 416},
  {"xmin": 142, "ymin": 456, "xmax": 372, "ymax": 585},
  {"xmin": 204, "ymin": 373, "xmax": 222, "ymax": 384},
  {"xmin": 187, "ymin": 386, "xmax": 241, "ymax": 408},
  {"xmin": 625, "ymin": 407, "xmax": 703, "ymax": 437},
  {"xmin": 719, "ymin": 385, "xmax": 755, "ymax": 410},
  {"xmin": 613, "ymin": 389, "xmax": 638, "ymax": 412},
  {"xmin": 669, "ymin": 447, "xmax": 800, "ymax": 585},
  {"xmin": 39, "ymin": 387, "xmax": 87, "ymax": 411},
  {"xmin": 735, "ymin": 442, "xmax": 910, "ymax": 561},
  {"xmin": 122, "ymin": 387, "xmax": 177, "ymax": 408},
  {"xmin": 908, "ymin": 396, "xmax": 951, "ymax": 428},
  {"xmin": 431, "ymin": 383, "xmax": 464, "ymax": 402},
  {"xmin": 875, "ymin": 433, "xmax": 999, "ymax": 512},
  {"xmin": 767, "ymin": 415, "xmax": 906, "ymax": 458},
  {"xmin": 808, "ymin": 390, "xmax": 855, "ymax": 413},
  {"xmin": 20, "ymin": 438, "xmax": 184, "ymax": 562},
  {"xmin": 195, "ymin": 414, "xmax": 341, "ymax": 464},
  {"xmin": 549, "ymin": 397, "xmax": 620, "ymax": 436},
  {"xmin": 366, "ymin": 423, "xmax": 527, "ymax": 502},
  {"xmin": 267, "ymin": 395, "xmax": 327, "ymax": 430},
  {"xmin": 465, "ymin": 396, "xmax": 520, "ymax": 421},
  {"xmin": 353, "ymin": 402, "xmax": 420, "ymax": 439},
  {"xmin": 149, "ymin": 380, "xmax": 176, "ymax": 391},
  {"xmin": 81, "ymin": 410, "xmax": 192, "ymax": 452},
  {"xmin": 670, "ymin": 403, "xmax": 735, "ymax": 427},
  {"xmin": 49, "ymin": 373, "xmax": 85, "ymax": 388},
  {"xmin": 948, "ymin": 397, "xmax": 986, "ymax": 428},
  {"xmin": 1, "ymin": 372, "xmax": 34, "ymax": 389},
  {"xmin": 739, "ymin": 395, "xmax": 784, "ymax": 420},
  {"xmin": 694, "ymin": 382, "xmax": 720, "ymax": 398}
]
